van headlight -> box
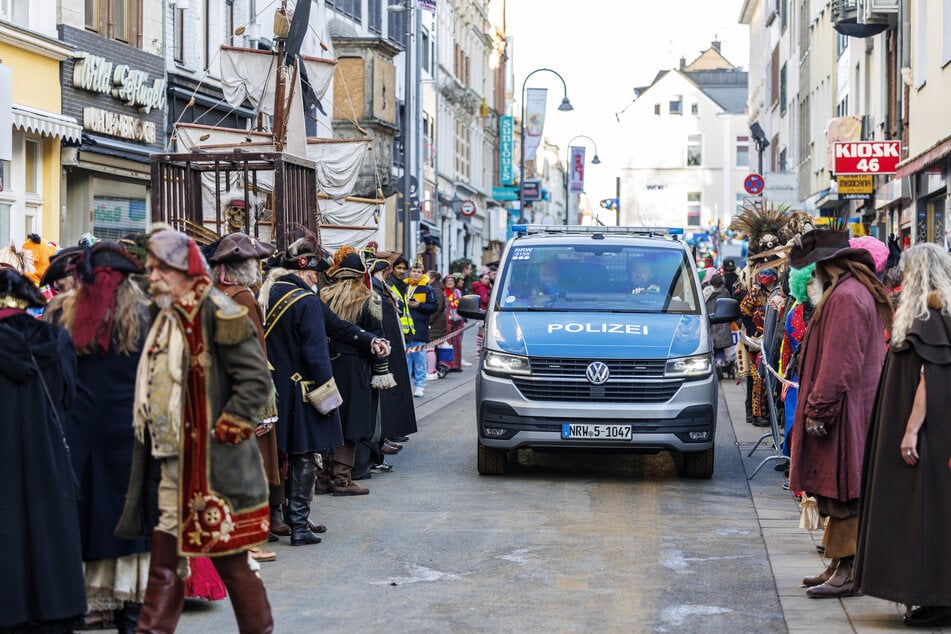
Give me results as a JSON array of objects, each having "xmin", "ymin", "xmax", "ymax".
[
  {"xmin": 665, "ymin": 354, "xmax": 712, "ymax": 379},
  {"xmin": 483, "ymin": 350, "xmax": 531, "ymax": 376}
]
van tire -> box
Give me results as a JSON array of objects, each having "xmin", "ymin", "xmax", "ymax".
[
  {"xmin": 679, "ymin": 447, "xmax": 715, "ymax": 478},
  {"xmin": 477, "ymin": 441, "xmax": 508, "ymax": 475}
]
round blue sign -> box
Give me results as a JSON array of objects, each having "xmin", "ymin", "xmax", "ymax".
[{"xmin": 744, "ymin": 173, "xmax": 765, "ymax": 195}]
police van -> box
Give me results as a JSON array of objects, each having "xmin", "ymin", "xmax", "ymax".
[{"xmin": 457, "ymin": 225, "xmax": 740, "ymax": 478}]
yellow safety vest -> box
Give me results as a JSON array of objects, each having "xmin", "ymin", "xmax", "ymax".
[{"xmin": 392, "ymin": 283, "xmax": 416, "ymax": 337}]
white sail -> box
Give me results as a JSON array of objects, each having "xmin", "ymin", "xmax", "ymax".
[
  {"xmin": 174, "ymin": 122, "xmax": 275, "ymax": 152},
  {"xmin": 283, "ymin": 65, "xmax": 308, "ymax": 159},
  {"xmin": 301, "ymin": 55, "xmax": 337, "ymax": 101},
  {"xmin": 306, "ymin": 137, "xmax": 371, "ymax": 199},
  {"xmin": 319, "ymin": 197, "xmax": 381, "ymax": 251},
  {"xmin": 220, "ymin": 46, "xmax": 279, "ymax": 115}
]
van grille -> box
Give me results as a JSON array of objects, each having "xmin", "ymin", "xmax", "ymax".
[
  {"xmin": 531, "ymin": 357, "xmax": 667, "ymax": 378},
  {"xmin": 512, "ymin": 357, "xmax": 681, "ymax": 403}
]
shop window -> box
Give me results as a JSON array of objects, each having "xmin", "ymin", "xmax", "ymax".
[
  {"xmin": 24, "ymin": 139, "xmax": 39, "ymax": 195},
  {"xmin": 736, "ymin": 135, "xmax": 749, "ymax": 168},
  {"xmin": 686, "ymin": 134, "xmax": 702, "ymax": 167},
  {"xmin": 0, "ymin": 0, "xmax": 29, "ymax": 27},
  {"xmin": 87, "ymin": 0, "xmax": 142, "ymax": 46},
  {"xmin": 93, "ymin": 197, "xmax": 148, "ymax": 241},
  {"xmin": 687, "ymin": 192, "xmax": 701, "ymax": 226}
]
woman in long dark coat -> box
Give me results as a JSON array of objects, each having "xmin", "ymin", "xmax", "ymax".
[
  {"xmin": 371, "ymin": 257, "xmax": 418, "ymax": 445},
  {"xmin": 0, "ymin": 267, "xmax": 86, "ymax": 632},
  {"xmin": 855, "ymin": 243, "xmax": 951, "ymax": 627},
  {"xmin": 321, "ymin": 247, "xmax": 393, "ymax": 485},
  {"xmin": 42, "ymin": 243, "xmax": 151, "ymax": 632}
]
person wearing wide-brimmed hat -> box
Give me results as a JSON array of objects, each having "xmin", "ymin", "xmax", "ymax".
[
  {"xmin": 114, "ymin": 230, "xmax": 274, "ymax": 632},
  {"xmin": 42, "ymin": 242, "xmax": 151, "ymax": 631},
  {"xmin": 206, "ymin": 233, "xmax": 284, "ymax": 563},
  {"xmin": 260, "ymin": 237, "xmax": 390, "ymax": 537},
  {"xmin": 0, "ymin": 267, "xmax": 86, "ymax": 633},
  {"xmin": 786, "ymin": 229, "xmax": 893, "ymax": 600},
  {"xmin": 320, "ymin": 246, "xmax": 395, "ymax": 486}
]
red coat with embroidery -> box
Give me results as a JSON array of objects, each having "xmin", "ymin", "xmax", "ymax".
[{"xmin": 788, "ymin": 275, "xmax": 886, "ymax": 502}]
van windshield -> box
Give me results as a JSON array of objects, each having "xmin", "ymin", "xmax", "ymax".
[{"xmin": 495, "ymin": 244, "xmax": 700, "ymax": 314}]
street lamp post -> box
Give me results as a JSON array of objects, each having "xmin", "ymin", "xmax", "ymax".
[
  {"xmin": 564, "ymin": 134, "xmax": 601, "ymax": 225},
  {"xmin": 518, "ymin": 68, "xmax": 573, "ymax": 222}
]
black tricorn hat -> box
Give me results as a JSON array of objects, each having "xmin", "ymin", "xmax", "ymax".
[
  {"xmin": 329, "ymin": 252, "xmax": 367, "ymax": 280},
  {"xmin": 281, "ymin": 238, "xmax": 330, "ymax": 272},
  {"xmin": 789, "ymin": 229, "xmax": 875, "ymax": 271},
  {"xmin": 208, "ymin": 233, "xmax": 275, "ymax": 264},
  {"xmin": 41, "ymin": 242, "xmax": 143, "ymax": 287}
]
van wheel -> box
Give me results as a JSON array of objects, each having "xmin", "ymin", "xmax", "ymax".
[
  {"xmin": 477, "ymin": 441, "xmax": 508, "ymax": 475},
  {"xmin": 679, "ymin": 447, "xmax": 715, "ymax": 478}
]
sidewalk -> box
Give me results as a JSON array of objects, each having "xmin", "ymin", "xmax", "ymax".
[{"xmin": 723, "ymin": 378, "xmax": 940, "ymax": 633}]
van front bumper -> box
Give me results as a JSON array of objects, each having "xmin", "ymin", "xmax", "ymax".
[{"xmin": 476, "ymin": 370, "xmax": 717, "ymax": 454}]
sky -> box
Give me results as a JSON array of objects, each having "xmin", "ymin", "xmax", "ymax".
[{"xmin": 506, "ymin": 0, "xmax": 750, "ymax": 224}]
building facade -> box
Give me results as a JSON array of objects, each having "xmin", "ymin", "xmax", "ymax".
[
  {"xmin": 58, "ymin": 0, "xmax": 165, "ymax": 244},
  {"xmin": 617, "ymin": 44, "xmax": 749, "ymax": 236},
  {"xmin": 0, "ymin": 3, "xmax": 79, "ymax": 247}
]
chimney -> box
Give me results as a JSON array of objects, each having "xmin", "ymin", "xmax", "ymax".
[
  {"xmin": 711, "ymin": 40, "xmax": 721, "ymax": 52},
  {"xmin": 679, "ymin": 56, "xmax": 686, "ymax": 70}
]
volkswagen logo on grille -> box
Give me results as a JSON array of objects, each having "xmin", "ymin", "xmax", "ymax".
[{"xmin": 585, "ymin": 361, "xmax": 610, "ymax": 385}]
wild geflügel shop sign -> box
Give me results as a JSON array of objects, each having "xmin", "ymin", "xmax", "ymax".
[{"xmin": 72, "ymin": 53, "xmax": 166, "ymax": 114}]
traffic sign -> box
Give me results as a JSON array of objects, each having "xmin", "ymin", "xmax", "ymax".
[
  {"xmin": 744, "ymin": 173, "xmax": 765, "ymax": 195},
  {"xmin": 833, "ymin": 141, "xmax": 900, "ymax": 175},
  {"xmin": 459, "ymin": 199, "xmax": 477, "ymax": 217}
]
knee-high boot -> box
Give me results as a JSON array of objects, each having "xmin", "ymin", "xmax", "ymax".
[
  {"xmin": 315, "ymin": 453, "xmax": 333, "ymax": 495},
  {"xmin": 211, "ymin": 552, "xmax": 274, "ymax": 634},
  {"xmin": 268, "ymin": 483, "xmax": 290, "ymax": 537},
  {"xmin": 331, "ymin": 441, "xmax": 369, "ymax": 496},
  {"xmin": 287, "ymin": 453, "xmax": 321, "ymax": 545},
  {"xmin": 136, "ymin": 531, "xmax": 185, "ymax": 634}
]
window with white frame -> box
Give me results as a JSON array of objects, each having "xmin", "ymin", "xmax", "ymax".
[
  {"xmin": 736, "ymin": 135, "xmax": 749, "ymax": 168},
  {"xmin": 454, "ymin": 119, "xmax": 469, "ymax": 180},
  {"xmin": 686, "ymin": 134, "xmax": 702, "ymax": 166},
  {"xmin": 687, "ymin": 192, "xmax": 701, "ymax": 226},
  {"xmin": 0, "ymin": 0, "xmax": 28, "ymax": 27},
  {"xmin": 669, "ymin": 95, "xmax": 683, "ymax": 116},
  {"xmin": 24, "ymin": 139, "xmax": 40, "ymax": 195}
]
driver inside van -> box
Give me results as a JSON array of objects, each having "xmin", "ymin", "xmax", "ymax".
[{"xmin": 630, "ymin": 261, "xmax": 662, "ymax": 295}]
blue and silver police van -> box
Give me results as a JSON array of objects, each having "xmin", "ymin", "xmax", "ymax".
[{"xmin": 458, "ymin": 225, "xmax": 740, "ymax": 478}]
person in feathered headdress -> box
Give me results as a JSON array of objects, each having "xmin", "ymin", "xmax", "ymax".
[{"xmin": 320, "ymin": 246, "xmax": 395, "ymax": 485}]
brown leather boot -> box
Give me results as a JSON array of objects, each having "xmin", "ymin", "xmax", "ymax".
[
  {"xmin": 806, "ymin": 556, "xmax": 855, "ymax": 598},
  {"xmin": 331, "ymin": 442, "xmax": 369, "ymax": 496},
  {"xmin": 802, "ymin": 558, "xmax": 839, "ymax": 587},
  {"xmin": 212, "ymin": 552, "xmax": 274, "ymax": 633},
  {"xmin": 136, "ymin": 530, "xmax": 185, "ymax": 634},
  {"xmin": 268, "ymin": 505, "xmax": 290, "ymax": 537},
  {"xmin": 315, "ymin": 456, "xmax": 333, "ymax": 495}
]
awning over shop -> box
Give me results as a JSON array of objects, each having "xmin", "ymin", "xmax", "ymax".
[
  {"xmin": 12, "ymin": 103, "xmax": 82, "ymax": 142},
  {"xmin": 895, "ymin": 133, "xmax": 951, "ymax": 179}
]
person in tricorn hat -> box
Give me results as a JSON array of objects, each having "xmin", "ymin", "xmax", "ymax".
[
  {"xmin": 207, "ymin": 233, "xmax": 284, "ymax": 563},
  {"xmin": 260, "ymin": 237, "xmax": 390, "ymax": 542},
  {"xmin": 722, "ymin": 258, "xmax": 739, "ymax": 296},
  {"xmin": 114, "ymin": 230, "xmax": 274, "ymax": 632},
  {"xmin": 42, "ymin": 242, "xmax": 151, "ymax": 631},
  {"xmin": 787, "ymin": 229, "xmax": 893, "ymax": 600},
  {"xmin": 320, "ymin": 246, "xmax": 395, "ymax": 486}
]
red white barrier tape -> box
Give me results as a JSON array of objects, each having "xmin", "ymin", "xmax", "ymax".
[{"xmin": 404, "ymin": 320, "xmax": 480, "ymax": 353}]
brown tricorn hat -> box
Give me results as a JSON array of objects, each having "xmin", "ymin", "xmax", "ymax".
[
  {"xmin": 789, "ymin": 229, "xmax": 875, "ymax": 271},
  {"xmin": 207, "ymin": 233, "xmax": 275, "ymax": 264}
]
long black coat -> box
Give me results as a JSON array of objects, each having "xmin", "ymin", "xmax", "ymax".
[
  {"xmin": 54, "ymin": 307, "xmax": 152, "ymax": 561},
  {"xmin": 326, "ymin": 295, "xmax": 385, "ymax": 442},
  {"xmin": 855, "ymin": 308, "xmax": 951, "ymax": 606},
  {"xmin": 373, "ymin": 277, "xmax": 417, "ymax": 438},
  {"xmin": 267, "ymin": 275, "xmax": 375, "ymax": 453},
  {"xmin": 0, "ymin": 313, "xmax": 86, "ymax": 629}
]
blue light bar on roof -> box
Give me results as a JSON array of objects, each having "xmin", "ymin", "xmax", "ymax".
[{"xmin": 512, "ymin": 224, "xmax": 685, "ymax": 237}]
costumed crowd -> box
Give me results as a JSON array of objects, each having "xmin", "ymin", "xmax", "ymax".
[
  {"xmin": 0, "ymin": 228, "xmax": 477, "ymax": 634},
  {"xmin": 720, "ymin": 201, "xmax": 951, "ymax": 628}
]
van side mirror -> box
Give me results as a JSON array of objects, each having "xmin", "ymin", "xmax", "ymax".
[
  {"xmin": 457, "ymin": 294, "xmax": 486, "ymax": 321},
  {"xmin": 709, "ymin": 297, "xmax": 740, "ymax": 324}
]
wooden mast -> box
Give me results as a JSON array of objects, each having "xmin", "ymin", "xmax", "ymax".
[{"xmin": 272, "ymin": 0, "xmax": 288, "ymax": 152}]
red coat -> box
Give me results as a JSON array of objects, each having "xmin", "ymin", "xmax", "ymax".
[{"xmin": 789, "ymin": 275, "xmax": 886, "ymax": 502}]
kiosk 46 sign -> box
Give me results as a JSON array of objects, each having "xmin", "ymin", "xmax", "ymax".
[{"xmin": 834, "ymin": 141, "xmax": 900, "ymax": 175}]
